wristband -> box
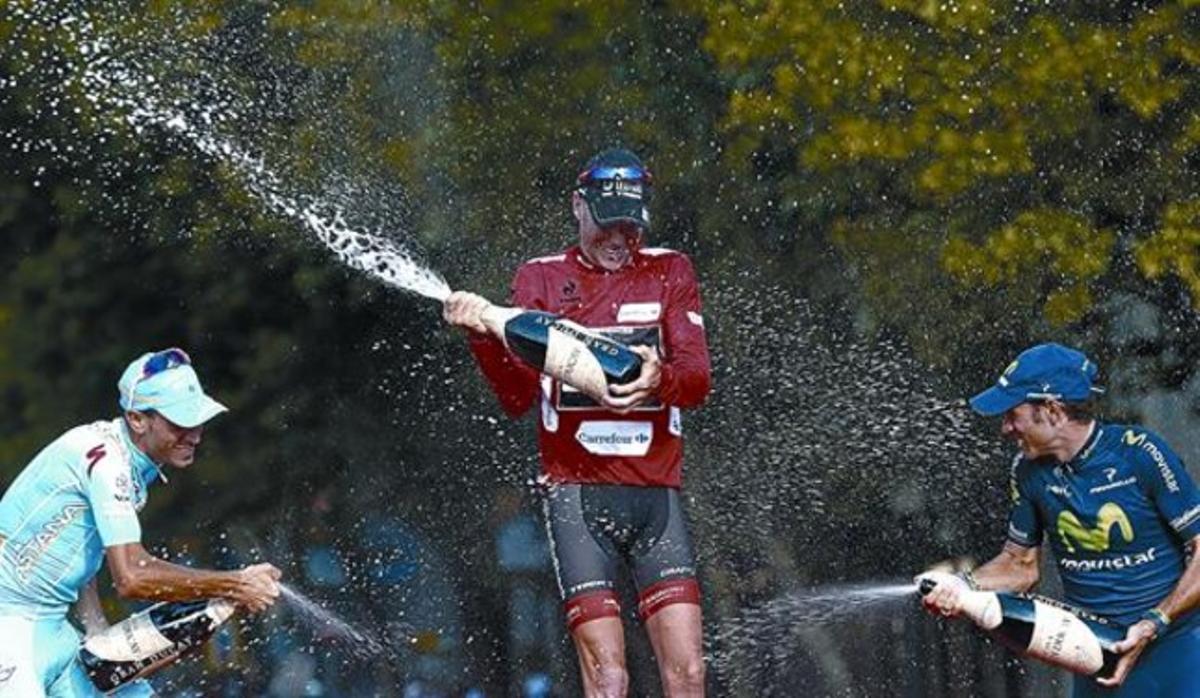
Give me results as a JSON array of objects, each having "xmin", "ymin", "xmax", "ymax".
[
  {"xmin": 1139, "ymin": 608, "xmax": 1170, "ymax": 639},
  {"xmin": 956, "ymin": 570, "xmax": 980, "ymax": 591}
]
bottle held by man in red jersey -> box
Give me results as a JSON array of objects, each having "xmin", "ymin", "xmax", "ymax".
[{"xmin": 444, "ymin": 148, "xmax": 711, "ymax": 698}]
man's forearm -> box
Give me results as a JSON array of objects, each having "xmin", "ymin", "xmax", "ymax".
[
  {"xmin": 970, "ymin": 543, "xmax": 1040, "ymax": 593},
  {"xmin": 111, "ymin": 549, "xmax": 241, "ymax": 602},
  {"xmin": 1153, "ymin": 537, "xmax": 1200, "ymax": 623}
]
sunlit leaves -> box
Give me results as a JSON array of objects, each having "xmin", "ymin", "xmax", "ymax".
[
  {"xmin": 1136, "ymin": 200, "xmax": 1200, "ymax": 305},
  {"xmin": 942, "ymin": 209, "xmax": 1113, "ymax": 323}
]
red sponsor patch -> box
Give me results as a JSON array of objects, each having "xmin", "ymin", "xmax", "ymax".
[{"xmin": 85, "ymin": 445, "xmax": 107, "ymax": 476}]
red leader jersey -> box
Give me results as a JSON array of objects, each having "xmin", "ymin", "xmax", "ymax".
[{"xmin": 468, "ymin": 245, "xmax": 711, "ymax": 488}]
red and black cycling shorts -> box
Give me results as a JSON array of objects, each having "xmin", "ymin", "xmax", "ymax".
[{"xmin": 542, "ymin": 482, "xmax": 701, "ymax": 632}]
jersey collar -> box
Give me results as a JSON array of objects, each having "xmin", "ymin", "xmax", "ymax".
[
  {"xmin": 1064, "ymin": 422, "xmax": 1102, "ymax": 472},
  {"xmin": 117, "ymin": 417, "xmax": 168, "ymax": 485}
]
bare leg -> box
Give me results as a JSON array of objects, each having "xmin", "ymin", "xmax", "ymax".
[
  {"xmin": 571, "ymin": 616, "xmax": 628, "ymax": 698},
  {"xmin": 645, "ymin": 603, "xmax": 705, "ymax": 698}
]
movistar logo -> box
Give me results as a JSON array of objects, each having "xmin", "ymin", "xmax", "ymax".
[
  {"xmin": 1123, "ymin": 429, "xmax": 1180, "ymax": 493},
  {"xmin": 1057, "ymin": 502, "xmax": 1133, "ymax": 553}
]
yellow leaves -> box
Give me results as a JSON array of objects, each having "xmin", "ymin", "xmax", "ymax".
[
  {"xmin": 883, "ymin": 0, "xmax": 1008, "ymax": 35},
  {"xmin": 271, "ymin": 3, "xmax": 425, "ymax": 66},
  {"xmin": 942, "ymin": 209, "xmax": 1114, "ymax": 324},
  {"xmin": 705, "ymin": 3, "xmax": 1200, "ymax": 200},
  {"xmin": 917, "ymin": 127, "xmax": 1033, "ymax": 197},
  {"xmin": 805, "ymin": 115, "xmax": 924, "ymax": 166},
  {"xmin": 1135, "ymin": 200, "xmax": 1200, "ymax": 305}
]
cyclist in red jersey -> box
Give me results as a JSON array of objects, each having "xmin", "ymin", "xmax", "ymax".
[{"xmin": 445, "ymin": 148, "xmax": 711, "ymax": 697}]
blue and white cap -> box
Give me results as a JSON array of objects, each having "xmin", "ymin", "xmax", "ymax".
[
  {"xmin": 969, "ymin": 343, "xmax": 1103, "ymax": 417},
  {"xmin": 118, "ymin": 348, "xmax": 228, "ymax": 428}
]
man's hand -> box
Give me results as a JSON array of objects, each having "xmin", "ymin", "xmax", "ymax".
[
  {"xmin": 232, "ymin": 562, "xmax": 282, "ymax": 613},
  {"xmin": 1096, "ymin": 620, "xmax": 1156, "ymax": 687},
  {"xmin": 601, "ymin": 345, "xmax": 661, "ymax": 414},
  {"xmin": 915, "ymin": 570, "xmax": 972, "ymax": 619},
  {"xmin": 442, "ymin": 291, "xmax": 491, "ymax": 335}
]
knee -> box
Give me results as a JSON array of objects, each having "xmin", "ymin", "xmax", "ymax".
[
  {"xmin": 586, "ymin": 661, "xmax": 628, "ymax": 697},
  {"xmin": 662, "ymin": 656, "xmax": 705, "ymax": 694}
]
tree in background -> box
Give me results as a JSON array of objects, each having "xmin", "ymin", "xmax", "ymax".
[{"xmin": 700, "ymin": 0, "xmax": 1200, "ymax": 383}]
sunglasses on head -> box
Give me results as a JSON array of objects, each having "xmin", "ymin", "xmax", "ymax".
[
  {"xmin": 125, "ymin": 348, "xmax": 192, "ymax": 409},
  {"xmin": 576, "ymin": 165, "xmax": 653, "ymax": 188}
]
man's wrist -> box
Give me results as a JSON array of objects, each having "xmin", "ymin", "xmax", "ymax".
[
  {"xmin": 956, "ymin": 569, "xmax": 980, "ymax": 591},
  {"xmin": 1138, "ymin": 608, "xmax": 1170, "ymax": 640}
]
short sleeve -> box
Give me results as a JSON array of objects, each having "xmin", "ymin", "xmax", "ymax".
[
  {"xmin": 1131, "ymin": 429, "xmax": 1200, "ymax": 541},
  {"xmin": 1006, "ymin": 458, "xmax": 1043, "ymax": 548},
  {"xmin": 83, "ymin": 442, "xmax": 142, "ymax": 547}
]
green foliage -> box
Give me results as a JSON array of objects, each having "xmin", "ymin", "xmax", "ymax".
[{"xmin": 699, "ymin": 0, "xmax": 1200, "ymax": 371}]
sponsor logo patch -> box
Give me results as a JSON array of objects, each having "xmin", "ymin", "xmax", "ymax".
[
  {"xmin": 15, "ymin": 503, "xmax": 89, "ymax": 579},
  {"xmin": 617, "ymin": 302, "xmax": 661, "ymax": 324},
  {"xmin": 1060, "ymin": 547, "xmax": 1158, "ymax": 573},
  {"xmin": 1057, "ymin": 502, "xmax": 1133, "ymax": 553},
  {"xmin": 1089, "ymin": 476, "xmax": 1136, "ymax": 494},
  {"xmin": 575, "ymin": 421, "xmax": 653, "ymax": 456}
]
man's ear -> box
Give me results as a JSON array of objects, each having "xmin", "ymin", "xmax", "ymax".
[
  {"xmin": 571, "ymin": 191, "xmax": 585, "ymax": 222},
  {"xmin": 124, "ymin": 410, "xmax": 149, "ymax": 435},
  {"xmin": 1047, "ymin": 401, "xmax": 1070, "ymax": 427}
]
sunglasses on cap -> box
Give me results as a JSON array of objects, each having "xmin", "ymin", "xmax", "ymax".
[
  {"xmin": 576, "ymin": 165, "xmax": 654, "ymax": 189},
  {"xmin": 125, "ymin": 348, "xmax": 192, "ymax": 409}
]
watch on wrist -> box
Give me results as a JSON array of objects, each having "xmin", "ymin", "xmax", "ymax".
[{"xmin": 1139, "ymin": 608, "xmax": 1170, "ymax": 639}]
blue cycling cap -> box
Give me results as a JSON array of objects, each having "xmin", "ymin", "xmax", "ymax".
[
  {"xmin": 118, "ymin": 348, "xmax": 228, "ymax": 428},
  {"xmin": 969, "ymin": 343, "xmax": 1103, "ymax": 416}
]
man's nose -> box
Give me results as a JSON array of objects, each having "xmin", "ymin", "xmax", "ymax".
[{"xmin": 182, "ymin": 426, "xmax": 203, "ymax": 445}]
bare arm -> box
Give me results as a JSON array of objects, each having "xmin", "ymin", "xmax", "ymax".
[
  {"xmin": 72, "ymin": 578, "xmax": 109, "ymax": 637},
  {"xmin": 1099, "ymin": 534, "xmax": 1200, "ymax": 687},
  {"xmin": 970, "ymin": 541, "xmax": 1041, "ymax": 593},
  {"xmin": 1150, "ymin": 535, "xmax": 1200, "ymax": 623},
  {"xmin": 920, "ymin": 542, "xmax": 1040, "ymax": 618},
  {"xmin": 105, "ymin": 542, "xmax": 280, "ymax": 612}
]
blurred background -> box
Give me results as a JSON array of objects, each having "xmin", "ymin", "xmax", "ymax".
[{"xmin": 3, "ymin": 1, "xmax": 1199, "ymax": 696}]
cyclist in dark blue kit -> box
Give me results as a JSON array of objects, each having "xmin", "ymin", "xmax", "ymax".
[{"xmin": 919, "ymin": 343, "xmax": 1200, "ymax": 696}]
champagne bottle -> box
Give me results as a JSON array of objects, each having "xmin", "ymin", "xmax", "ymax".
[
  {"xmin": 480, "ymin": 305, "xmax": 642, "ymax": 402},
  {"xmin": 79, "ymin": 598, "xmax": 236, "ymax": 691},
  {"xmin": 917, "ymin": 578, "xmax": 1125, "ymax": 678}
]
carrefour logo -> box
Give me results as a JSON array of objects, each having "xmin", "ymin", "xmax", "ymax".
[{"xmin": 1057, "ymin": 502, "xmax": 1133, "ymax": 553}]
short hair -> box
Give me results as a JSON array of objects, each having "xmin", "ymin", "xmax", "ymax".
[{"xmin": 1032, "ymin": 399, "xmax": 1095, "ymax": 423}]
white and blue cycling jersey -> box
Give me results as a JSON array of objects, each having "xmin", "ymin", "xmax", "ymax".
[{"xmin": 0, "ymin": 418, "xmax": 162, "ymax": 619}]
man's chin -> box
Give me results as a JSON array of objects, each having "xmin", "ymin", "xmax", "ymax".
[{"xmin": 599, "ymin": 254, "xmax": 629, "ymax": 270}]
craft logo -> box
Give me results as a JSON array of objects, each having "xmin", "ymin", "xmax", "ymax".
[{"xmin": 1056, "ymin": 502, "xmax": 1133, "ymax": 553}]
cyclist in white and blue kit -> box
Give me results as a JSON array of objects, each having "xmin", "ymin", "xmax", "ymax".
[{"xmin": 0, "ymin": 348, "xmax": 281, "ymax": 697}]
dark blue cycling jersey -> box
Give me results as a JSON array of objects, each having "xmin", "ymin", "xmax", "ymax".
[{"xmin": 1007, "ymin": 422, "xmax": 1200, "ymax": 632}]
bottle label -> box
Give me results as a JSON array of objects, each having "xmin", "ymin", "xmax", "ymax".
[
  {"xmin": 83, "ymin": 611, "xmax": 174, "ymax": 662},
  {"xmin": 1028, "ymin": 600, "xmax": 1104, "ymax": 674},
  {"xmin": 544, "ymin": 321, "xmax": 609, "ymax": 401}
]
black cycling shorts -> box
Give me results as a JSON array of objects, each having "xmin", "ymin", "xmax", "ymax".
[{"xmin": 542, "ymin": 482, "xmax": 700, "ymax": 629}]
